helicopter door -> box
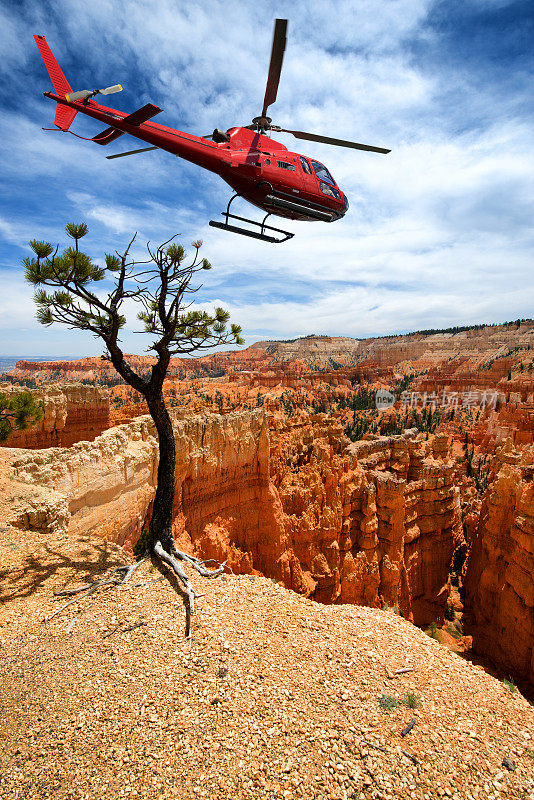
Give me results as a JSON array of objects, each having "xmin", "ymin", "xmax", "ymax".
[
  {"xmin": 260, "ymin": 154, "xmax": 302, "ymax": 193},
  {"xmin": 258, "ymin": 154, "xmax": 277, "ymax": 184},
  {"xmin": 298, "ymin": 156, "xmax": 316, "ymax": 195}
]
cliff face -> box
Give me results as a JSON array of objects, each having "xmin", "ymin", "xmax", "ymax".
[
  {"xmin": 10, "ymin": 417, "xmax": 158, "ymax": 546},
  {"xmin": 7, "ymin": 410, "xmax": 285, "ymax": 559},
  {"xmin": 254, "ymin": 323, "xmax": 534, "ymax": 370},
  {"xmin": 5, "ymin": 410, "xmax": 460, "ymax": 625},
  {"xmin": 1, "ymin": 384, "xmax": 110, "ymax": 448},
  {"xmin": 168, "ymin": 410, "xmax": 287, "ymax": 576},
  {"xmin": 269, "ymin": 421, "xmax": 461, "ymax": 623},
  {"xmin": 7, "ymin": 322, "xmax": 533, "ymax": 388},
  {"xmin": 464, "ymin": 441, "xmax": 534, "ymax": 685}
]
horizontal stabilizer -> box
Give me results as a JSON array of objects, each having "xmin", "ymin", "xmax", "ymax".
[
  {"xmin": 92, "ymin": 103, "xmax": 163, "ymax": 146},
  {"xmin": 92, "ymin": 127, "xmax": 125, "ymax": 146},
  {"xmin": 123, "ymin": 103, "xmax": 163, "ymax": 125}
]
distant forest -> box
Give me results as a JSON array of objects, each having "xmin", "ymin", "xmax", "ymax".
[
  {"xmin": 272, "ymin": 319, "xmax": 533, "ymax": 344},
  {"xmin": 412, "ymin": 319, "xmax": 532, "ymax": 336}
]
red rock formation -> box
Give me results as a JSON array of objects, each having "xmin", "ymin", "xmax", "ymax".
[
  {"xmin": 482, "ymin": 402, "xmax": 534, "ymax": 448},
  {"xmin": 463, "ymin": 441, "xmax": 534, "ymax": 686},
  {"xmin": 8, "ymin": 410, "xmax": 287, "ymax": 560},
  {"xmin": 6, "ymin": 409, "xmax": 460, "ymax": 626},
  {"xmin": 7, "ymin": 321, "xmax": 533, "ymax": 390},
  {"xmin": 169, "ymin": 411, "xmax": 287, "ymax": 578},
  {"xmin": 9, "ymin": 416, "xmax": 158, "ymax": 546},
  {"xmin": 267, "ymin": 419, "xmax": 461, "ymax": 623},
  {"xmin": 1, "ymin": 384, "xmax": 110, "ymax": 448}
]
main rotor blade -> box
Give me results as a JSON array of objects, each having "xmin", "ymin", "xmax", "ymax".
[
  {"xmin": 106, "ymin": 146, "xmax": 159, "ymax": 159},
  {"xmin": 281, "ymin": 128, "xmax": 391, "ymax": 154},
  {"xmin": 261, "ymin": 18, "xmax": 288, "ymax": 118}
]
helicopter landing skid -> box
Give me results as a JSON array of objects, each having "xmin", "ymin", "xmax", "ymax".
[{"xmin": 209, "ymin": 194, "xmax": 294, "ymax": 244}]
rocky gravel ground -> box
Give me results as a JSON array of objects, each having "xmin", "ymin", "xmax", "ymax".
[{"xmin": 1, "ymin": 524, "xmax": 533, "ymax": 800}]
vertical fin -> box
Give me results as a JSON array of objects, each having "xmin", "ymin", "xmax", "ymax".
[
  {"xmin": 34, "ymin": 35, "xmax": 78, "ymax": 131},
  {"xmin": 53, "ymin": 104, "xmax": 78, "ymax": 132}
]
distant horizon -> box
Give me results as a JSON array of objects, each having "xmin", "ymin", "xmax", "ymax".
[{"xmin": 1, "ymin": 316, "xmax": 532, "ymax": 365}]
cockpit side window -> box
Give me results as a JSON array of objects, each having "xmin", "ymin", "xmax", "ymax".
[
  {"xmin": 300, "ymin": 156, "xmax": 312, "ymax": 175},
  {"xmin": 310, "ymin": 160, "xmax": 335, "ymax": 185}
]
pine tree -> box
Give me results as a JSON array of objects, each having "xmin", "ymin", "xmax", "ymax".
[
  {"xmin": 0, "ymin": 391, "xmax": 43, "ymax": 442},
  {"xmin": 24, "ymin": 223, "xmax": 243, "ymax": 635}
]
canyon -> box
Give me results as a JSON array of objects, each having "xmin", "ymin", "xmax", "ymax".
[
  {"xmin": 2, "ymin": 320, "xmax": 533, "ymax": 694},
  {"xmin": 464, "ymin": 440, "xmax": 534, "ymax": 686},
  {"xmin": 4, "ymin": 409, "xmax": 461, "ymax": 628},
  {"xmin": 5, "ymin": 320, "xmax": 533, "ymax": 385}
]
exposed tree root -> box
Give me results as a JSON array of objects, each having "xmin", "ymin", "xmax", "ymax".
[
  {"xmin": 44, "ymin": 560, "xmax": 145, "ymax": 623},
  {"xmin": 154, "ymin": 541, "xmax": 226, "ymax": 638},
  {"xmin": 45, "ymin": 543, "xmax": 226, "ymax": 639},
  {"xmin": 131, "ymin": 576, "xmax": 164, "ymax": 589}
]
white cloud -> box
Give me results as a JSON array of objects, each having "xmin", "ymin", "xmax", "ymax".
[{"xmin": 0, "ymin": 0, "xmax": 532, "ymax": 355}]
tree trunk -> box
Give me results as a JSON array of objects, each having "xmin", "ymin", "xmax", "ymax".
[
  {"xmin": 143, "ymin": 383, "xmax": 225, "ymax": 638},
  {"xmin": 146, "ymin": 388, "xmax": 176, "ymax": 552}
]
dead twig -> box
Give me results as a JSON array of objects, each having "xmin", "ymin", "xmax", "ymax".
[
  {"xmin": 360, "ymin": 739, "xmax": 388, "ymax": 754},
  {"xmin": 401, "ymin": 720, "xmax": 416, "ymax": 737},
  {"xmin": 103, "ymin": 620, "xmax": 147, "ymax": 639},
  {"xmin": 402, "ymin": 749, "xmax": 421, "ymax": 766},
  {"xmin": 123, "ymin": 621, "xmax": 147, "ymax": 633},
  {"xmin": 45, "ymin": 582, "xmax": 102, "ymax": 621},
  {"xmin": 54, "ymin": 580, "xmax": 98, "ymax": 597}
]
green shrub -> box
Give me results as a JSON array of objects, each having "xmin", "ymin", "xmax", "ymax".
[
  {"xmin": 133, "ymin": 528, "xmax": 150, "ymax": 559},
  {"xmin": 403, "ymin": 692, "xmax": 421, "ymax": 709},
  {"xmin": 502, "ymin": 677, "xmax": 518, "ymax": 694},
  {"xmin": 378, "ymin": 694, "xmax": 398, "ymax": 709},
  {"xmin": 426, "ymin": 622, "xmax": 441, "ymax": 641}
]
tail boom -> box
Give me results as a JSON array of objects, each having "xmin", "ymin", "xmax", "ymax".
[{"xmin": 43, "ymin": 91, "xmax": 224, "ymax": 172}]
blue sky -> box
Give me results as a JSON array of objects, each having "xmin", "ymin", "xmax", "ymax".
[{"xmin": 0, "ymin": 0, "xmax": 533, "ymax": 357}]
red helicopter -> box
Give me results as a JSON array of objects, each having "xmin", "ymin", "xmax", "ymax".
[{"xmin": 34, "ymin": 20, "xmax": 390, "ymax": 244}]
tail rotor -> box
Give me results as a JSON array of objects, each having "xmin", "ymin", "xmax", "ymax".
[
  {"xmin": 65, "ymin": 85, "xmax": 123, "ymax": 102},
  {"xmin": 34, "ymin": 35, "xmax": 123, "ymax": 131}
]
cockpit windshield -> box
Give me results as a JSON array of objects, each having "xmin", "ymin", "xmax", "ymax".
[{"xmin": 310, "ymin": 160, "xmax": 336, "ymax": 186}]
